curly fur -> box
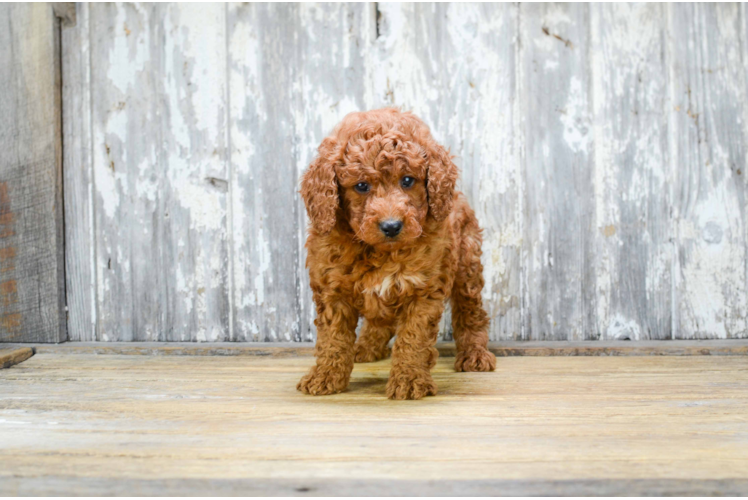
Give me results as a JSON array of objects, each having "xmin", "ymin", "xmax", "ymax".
[{"xmin": 298, "ymin": 108, "xmax": 496, "ymax": 400}]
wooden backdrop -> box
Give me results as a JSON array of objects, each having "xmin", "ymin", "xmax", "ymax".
[{"xmin": 61, "ymin": 3, "xmax": 748, "ymax": 342}]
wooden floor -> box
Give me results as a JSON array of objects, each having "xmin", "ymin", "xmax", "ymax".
[{"xmin": 1, "ymin": 347, "xmax": 748, "ymax": 496}]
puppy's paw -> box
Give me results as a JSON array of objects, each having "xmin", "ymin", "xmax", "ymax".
[
  {"xmin": 454, "ymin": 348, "xmax": 497, "ymax": 372},
  {"xmin": 297, "ymin": 365, "xmax": 349, "ymax": 396},
  {"xmin": 386, "ymin": 370, "xmax": 437, "ymax": 400},
  {"xmin": 354, "ymin": 342, "xmax": 390, "ymax": 363}
]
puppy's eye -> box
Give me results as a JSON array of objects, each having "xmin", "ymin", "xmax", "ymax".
[
  {"xmin": 400, "ymin": 176, "xmax": 416, "ymax": 189},
  {"xmin": 354, "ymin": 182, "xmax": 370, "ymax": 193}
]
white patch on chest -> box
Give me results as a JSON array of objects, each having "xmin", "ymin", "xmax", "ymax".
[{"xmin": 363, "ymin": 271, "xmax": 426, "ymax": 298}]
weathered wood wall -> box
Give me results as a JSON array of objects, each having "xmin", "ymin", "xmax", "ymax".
[
  {"xmin": 0, "ymin": 3, "xmax": 67, "ymax": 343},
  {"xmin": 62, "ymin": 3, "xmax": 748, "ymax": 342}
]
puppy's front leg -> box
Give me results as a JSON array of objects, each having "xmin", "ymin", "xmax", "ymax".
[
  {"xmin": 297, "ymin": 295, "xmax": 358, "ymax": 396},
  {"xmin": 386, "ymin": 298, "xmax": 443, "ymax": 400}
]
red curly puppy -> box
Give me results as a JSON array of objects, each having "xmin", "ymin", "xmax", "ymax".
[{"xmin": 298, "ymin": 108, "xmax": 496, "ymax": 400}]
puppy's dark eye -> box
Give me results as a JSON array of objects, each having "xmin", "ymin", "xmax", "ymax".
[
  {"xmin": 400, "ymin": 176, "xmax": 416, "ymax": 189},
  {"xmin": 354, "ymin": 182, "xmax": 370, "ymax": 193}
]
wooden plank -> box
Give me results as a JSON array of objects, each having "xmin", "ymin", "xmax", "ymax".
[
  {"xmin": 62, "ymin": 3, "xmax": 96, "ymax": 341},
  {"xmin": 590, "ymin": 4, "xmax": 672, "ymax": 340},
  {"xmin": 519, "ymin": 4, "xmax": 595, "ymax": 340},
  {"xmin": 668, "ymin": 4, "xmax": 748, "ymax": 339},
  {"xmin": 228, "ymin": 4, "xmax": 304, "ymax": 341},
  {"xmin": 2, "ymin": 340, "xmax": 746, "ymax": 358},
  {"xmin": 88, "ymin": 3, "xmax": 156, "ymax": 341},
  {"xmin": 3, "ymin": 477, "xmax": 748, "ymax": 497},
  {"xmin": 367, "ymin": 4, "xmax": 521, "ymax": 340},
  {"xmin": 158, "ymin": 3, "xmax": 230, "ymax": 341},
  {"xmin": 87, "ymin": 4, "xmax": 230, "ymax": 341},
  {"xmin": 1, "ymin": 353, "xmax": 747, "ymax": 494},
  {"xmin": 0, "ymin": 347, "xmax": 34, "ymax": 369},
  {"xmin": 0, "ymin": 3, "xmax": 66, "ymax": 343}
]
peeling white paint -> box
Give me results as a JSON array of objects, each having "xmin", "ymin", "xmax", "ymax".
[
  {"xmin": 560, "ymin": 77, "xmax": 590, "ymax": 154},
  {"xmin": 605, "ymin": 314, "xmax": 642, "ymax": 341}
]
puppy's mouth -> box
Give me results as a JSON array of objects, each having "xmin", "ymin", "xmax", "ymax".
[{"xmin": 372, "ymin": 236, "xmax": 412, "ymax": 251}]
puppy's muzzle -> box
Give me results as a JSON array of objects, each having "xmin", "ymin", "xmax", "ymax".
[{"xmin": 379, "ymin": 219, "xmax": 403, "ymax": 238}]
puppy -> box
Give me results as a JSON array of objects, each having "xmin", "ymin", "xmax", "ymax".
[{"xmin": 298, "ymin": 108, "xmax": 496, "ymax": 400}]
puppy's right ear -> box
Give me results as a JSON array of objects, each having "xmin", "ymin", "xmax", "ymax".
[{"xmin": 300, "ymin": 137, "xmax": 339, "ymax": 235}]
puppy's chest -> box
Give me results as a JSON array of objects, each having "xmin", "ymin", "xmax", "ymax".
[{"xmin": 350, "ymin": 265, "xmax": 430, "ymax": 316}]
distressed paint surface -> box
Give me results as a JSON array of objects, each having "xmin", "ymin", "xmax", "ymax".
[
  {"xmin": 590, "ymin": 4, "xmax": 672, "ymax": 340},
  {"xmin": 62, "ymin": 2, "xmax": 748, "ymax": 342},
  {"xmin": 82, "ymin": 3, "xmax": 230, "ymax": 341},
  {"xmin": 668, "ymin": 4, "xmax": 748, "ymax": 339},
  {"xmin": 520, "ymin": 4, "xmax": 596, "ymax": 340}
]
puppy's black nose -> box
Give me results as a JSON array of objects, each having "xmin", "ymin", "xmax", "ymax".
[{"xmin": 379, "ymin": 220, "xmax": 403, "ymax": 238}]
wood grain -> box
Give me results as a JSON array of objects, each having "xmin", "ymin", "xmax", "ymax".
[
  {"xmin": 590, "ymin": 4, "xmax": 672, "ymax": 340},
  {"xmin": 520, "ymin": 4, "xmax": 595, "ymax": 340},
  {"xmin": 0, "ymin": 347, "xmax": 34, "ymax": 369},
  {"xmin": 3, "ymin": 477, "xmax": 748, "ymax": 497},
  {"xmin": 668, "ymin": 4, "xmax": 748, "ymax": 339},
  {"xmin": 228, "ymin": 4, "xmax": 303, "ymax": 342},
  {"xmin": 76, "ymin": 3, "xmax": 232, "ymax": 341},
  {"xmin": 0, "ymin": 3, "xmax": 66, "ymax": 343},
  {"xmin": 62, "ymin": 3, "xmax": 96, "ymax": 341},
  {"xmin": 1, "ymin": 352, "xmax": 747, "ymax": 495}
]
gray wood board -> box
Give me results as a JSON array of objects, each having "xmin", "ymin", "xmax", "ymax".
[
  {"xmin": 0, "ymin": 4, "xmax": 66, "ymax": 343},
  {"xmin": 61, "ymin": 3, "xmax": 748, "ymax": 341},
  {"xmin": 62, "ymin": 1, "xmax": 95, "ymax": 341},
  {"xmin": 3, "ymin": 477, "xmax": 748, "ymax": 497},
  {"xmin": 520, "ymin": 3, "xmax": 596, "ymax": 340},
  {"xmin": 68, "ymin": 4, "xmax": 232, "ymax": 341},
  {"xmin": 668, "ymin": 4, "xmax": 748, "ymax": 339},
  {"xmin": 590, "ymin": 4, "xmax": 672, "ymax": 340}
]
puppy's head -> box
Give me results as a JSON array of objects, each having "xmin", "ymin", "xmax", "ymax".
[{"xmin": 300, "ymin": 108, "xmax": 458, "ymax": 250}]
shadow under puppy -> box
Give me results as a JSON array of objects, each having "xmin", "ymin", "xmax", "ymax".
[{"xmin": 298, "ymin": 108, "xmax": 496, "ymax": 400}]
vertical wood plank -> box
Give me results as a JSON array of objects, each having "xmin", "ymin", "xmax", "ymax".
[
  {"xmin": 89, "ymin": 3, "xmax": 229, "ymax": 341},
  {"xmin": 519, "ymin": 4, "xmax": 595, "ymax": 340},
  {"xmin": 590, "ymin": 4, "xmax": 672, "ymax": 340},
  {"xmin": 62, "ymin": 3, "xmax": 96, "ymax": 341},
  {"xmin": 228, "ymin": 4, "xmax": 303, "ymax": 341},
  {"xmin": 0, "ymin": 3, "xmax": 66, "ymax": 343},
  {"xmin": 367, "ymin": 3, "xmax": 521, "ymax": 340},
  {"xmin": 668, "ymin": 4, "xmax": 748, "ymax": 339},
  {"xmin": 89, "ymin": 3, "xmax": 155, "ymax": 340},
  {"xmin": 159, "ymin": 3, "xmax": 230, "ymax": 341}
]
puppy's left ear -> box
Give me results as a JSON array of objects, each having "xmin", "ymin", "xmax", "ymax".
[{"xmin": 426, "ymin": 143, "xmax": 459, "ymax": 221}]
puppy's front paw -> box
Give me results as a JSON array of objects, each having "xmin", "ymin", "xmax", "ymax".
[
  {"xmin": 297, "ymin": 365, "xmax": 350, "ymax": 396},
  {"xmin": 386, "ymin": 370, "xmax": 437, "ymax": 400},
  {"xmin": 354, "ymin": 342, "xmax": 390, "ymax": 363},
  {"xmin": 455, "ymin": 348, "xmax": 496, "ymax": 372}
]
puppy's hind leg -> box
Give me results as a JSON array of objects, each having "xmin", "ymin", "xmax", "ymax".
[
  {"xmin": 354, "ymin": 319, "xmax": 394, "ymax": 363},
  {"xmin": 451, "ymin": 217, "xmax": 496, "ymax": 372}
]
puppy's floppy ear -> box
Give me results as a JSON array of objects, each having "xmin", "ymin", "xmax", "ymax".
[
  {"xmin": 426, "ymin": 143, "xmax": 459, "ymax": 221},
  {"xmin": 300, "ymin": 137, "xmax": 339, "ymax": 234}
]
